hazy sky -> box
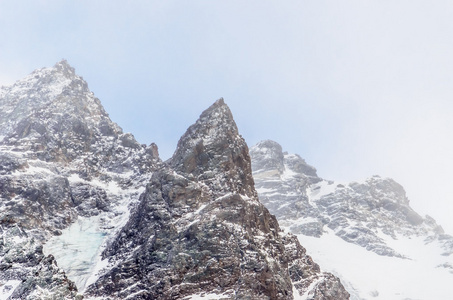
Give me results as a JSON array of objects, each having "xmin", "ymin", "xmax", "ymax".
[{"xmin": 1, "ymin": 1, "xmax": 453, "ymax": 233}]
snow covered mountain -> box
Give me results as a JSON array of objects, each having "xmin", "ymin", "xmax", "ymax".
[
  {"xmin": 0, "ymin": 60, "xmax": 159, "ymax": 299},
  {"xmin": 250, "ymin": 140, "xmax": 453, "ymax": 300},
  {"xmin": 0, "ymin": 62, "xmax": 349, "ymax": 299}
]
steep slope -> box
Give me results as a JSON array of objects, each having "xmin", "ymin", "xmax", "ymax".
[
  {"xmin": 1, "ymin": 63, "xmax": 348, "ymax": 299},
  {"xmin": 251, "ymin": 140, "xmax": 453, "ymax": 299},
  {"xmin": 0, "ymin": 61, "xmax": 159, "ymax": 298},
  {"xmin": 85, "ymin": 99, "xmax": 349, "ymax": 299}
]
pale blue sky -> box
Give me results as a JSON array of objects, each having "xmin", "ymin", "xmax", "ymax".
[{"xmin": 1, "ymin": 1, "xmax": 453, "ymax": 233}]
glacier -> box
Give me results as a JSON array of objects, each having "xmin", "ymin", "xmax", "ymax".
[{"xmin": 43, "ymin": 216, "xmax": 107, "ymax": 292}]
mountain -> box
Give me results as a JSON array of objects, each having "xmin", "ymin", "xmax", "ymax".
[
  {"xmin": 0, "ymin": 60, "xmax": 159, "ymax": 299},
  {"xmin": 84, "ymin": 99, "xmax": 349, "ymax": 299},
  {"xmin": 0, "ymin": 62, "xmax": 349, "ymax": 299},
  {"xmin": 250, "ymin": 140, "xmax": 453, "ymax": 300}
]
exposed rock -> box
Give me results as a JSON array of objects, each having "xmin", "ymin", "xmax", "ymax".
[
  {"xmin": 170, "ymin": 98, "xmax": 256, "ymax": 198},
  {"xmin": 0, "ymin": 63, "xmax": 348, "ymax": 299},
  {"xmin": 0, "ymin": 225, "xmax": 79, "ymax": 300},
  {"xmin": 86, "ymin": 100, "xmax": 349, "ymax": 299},
  {"xmin": 251, "ymin": 140, "xmax": 322, "ymax": 237},
  {"xmin": 250, "ymin": 140, "xmax": 453, "ymax": 256},
  {"xmin": 0, "ymin": 61, "xmax": 159, "ymax": 299},
  {"xmin": 251, "ymin": 139, "xmax": 453, "ymax": 298}
]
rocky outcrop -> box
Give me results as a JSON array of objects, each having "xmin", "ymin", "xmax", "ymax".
[
  {"xmin": 250, "ymin": 140, "xmax": 453, "ymax": 255},
  {"xmin": 251, "ymin": 140, "xmax": 322, "ymax": 237},
  {"xmin": 170, "ymin": 98, "xmax": 256, "ymax": 198},
  {"xmin": 1, "ymin": 62, "xmax": 348, "ymax": 299},
  {"xmin": 0, "ymin": 225, "xmax": 79, "ymax": 300},
  {"xmin": 251, "ymin": 139, "xmax": 453, "ymax": 298},
  {"xmin": 0, "ymin": 61, "xmax": 159, "ymax": 299},
  {"xmin": 86, "ymin": 100, "xmax": 349, "ymax": 299}
]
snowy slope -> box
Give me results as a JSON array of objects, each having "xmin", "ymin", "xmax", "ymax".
[
  {"xmin": 296, "ymin": 228, "xmax": 453, "ymax": 300},
  {"xmin": 251, "ymin": 140, "xmax": 453, "ymax": 300},
  {"xmin": 0, "ymin": 61, "xmax": 159, "ymax": 299}
]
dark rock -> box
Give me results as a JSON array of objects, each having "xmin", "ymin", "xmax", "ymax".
[
  {"xmin": 1, "ymin": 62, "xmax": 349, "ymax": 299},
  {"xmin": 86, "ymin": 100, "xmax": 349, "ymax": 299}
]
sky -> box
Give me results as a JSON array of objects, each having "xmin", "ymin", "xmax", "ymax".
[{"xmin": 1, "ymin": 1, "xmax": 453, "ymax": 233}]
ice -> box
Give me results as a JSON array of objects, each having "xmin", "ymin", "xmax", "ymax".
[{"xmin": 43, "ymin": 216, "xmax": 107, "ymax": 292}]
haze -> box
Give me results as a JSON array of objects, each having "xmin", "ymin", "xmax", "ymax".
[{"xmin": 1, "ymin": 1, "xmax": 453, "ymax": 233}]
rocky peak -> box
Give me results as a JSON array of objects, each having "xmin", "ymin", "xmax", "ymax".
[
  {"xmin": 53, "ymin": 59, "xmax": 77, "ymax": 78},
  {"xmin": 250, "ymin": 140, "xmax": 285, "ymax": 174},
  {"xmin": 86, "ymin": 99, "xmax": 349, "ymax": 299},
  {"xmin": 350, "ymin": 175, "xmax": 409, "ymax": 206},
  {"xmin": 170, "ymin": 98, "xmax": 256, "ymax": 198},
  {"xmin": 0, "ymin": 61, "xmax": 128, "ymax": 163},
  {"xmin": 250, "ymin": 141, "xmax": 449, "ymax": 255},
  {"xmin": 251, "ymin": 140, "xmax": 319, "ymax": 180},
  {"xmin": 0, "ymin": 62, "xmax": 161, "ymax": 299},
  {"xmin": 0, "ymin": 60, "xmax": 107, "ymax": 130}
]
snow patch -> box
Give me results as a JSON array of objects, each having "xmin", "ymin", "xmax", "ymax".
[
  {"xmin": 308, "ymin": 180, "xmax": 339, "ymax": 202},
  {"xmin": 281, "ymin": 164, "xmax": 297, "ymax": 180},
  {"xmin": 185, "ymin": 290, "xmax": 234, "ymax": 299},
  {"xmin": 292, "ymin": 283, "xmax": 304, "ymax": 300},
  {"xmin": 0, "ymin": 280, "xmax": 21, "ymax": 300},
  {"xmin": 293, "ymin": 228, "xmax": 453, "ymax": 300}
]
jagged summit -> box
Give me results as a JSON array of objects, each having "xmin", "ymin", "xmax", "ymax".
[
  {"xmin": 171, "ymin": 97, "xmax": 237, "ymax": 159},
  {"xmin": 251, "ymin": 139, "xmax": 319, "ymax": 180},
  {"xmin": 1, "ymin": 63, "xmax": 348, "ymax": 299},
  {"xmin": 170, "ymin": 98, "xmax": 256, "ymax": 198},
  {"xmin": 53, "ymin": 59, "xmax": 77, "ymax": 78},
  {"xmin": 251, "ymin": 140, "xmax": 453, "ymax": 299},
  {"xmin": 0, "ymin": 60, "xmax": 108, "ymax": 136},
  {"xmin": 196, "ymin": 97, "xmax": 233, "ymax": 127},
  {"xmin": 251, "ymin": 140, "xmax": 436, "ymax": 245},
  {"xmin": 0, "ymin": 61, "xmax": 128, "ymax": 162},
  {"xmin": 0, "ymin": 62, "xmax": 160, "ymax": 299},
  {"xmin": 86, "ymin": 99, "xmax": 349, "ymax": 299}
]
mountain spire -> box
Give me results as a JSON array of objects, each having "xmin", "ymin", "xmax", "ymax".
[
  {"xmin": 170, "ymin": 98, "xmax": 256, "ymax": 197},
  {"xmin": 53, "ymin": 59, "xmax": 77, "ymax": 78}
]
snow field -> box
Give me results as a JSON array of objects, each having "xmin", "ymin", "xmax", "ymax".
[{"xmin": 293, "ymin": 228, "xmax": 453, "ymax": 300}]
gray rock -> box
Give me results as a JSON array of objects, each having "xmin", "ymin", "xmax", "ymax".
[
  {"xmin": 251, "ymin": 141, "xmax": 453, "ymax": 259},
  {"xmin": 86, "ymin": 100, "xmax": 349, "ymax": 299},
  {"xmin": 1, "ymin": 62, "xmax": 349, "ymax": 299}
]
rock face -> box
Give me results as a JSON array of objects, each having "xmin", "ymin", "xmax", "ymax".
[
  {"xmin": 251, "ymin": 140, "xmax": 453, "ymax": 299},
  {"xmin": 0, "ymin": 63, "xmax": 349, "ymax": 299},
  {"xmin": 86, "ymin": 99, "xmax": 349, "ymax": 299},
  {"xmin": 251, "ymin": 140, "xmax": 321, "ymax": 237},
  {"xmin": 0, "ymin": 61, "xmax": 159, "ymax": 298},
  {"xmin": 169, "ymin": 99, "xmax": 256, "ymax": 198},
  {"xmin": 0, "ymin": 225, "xmax": 79, "ymax": 300}
]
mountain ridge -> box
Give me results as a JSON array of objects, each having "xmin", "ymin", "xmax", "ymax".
[
  {"xmin": 0, "ymin": 62, "xmax": 349, "ymax": 299},
  {"xmin": 85, "ymin": 98, "xmax": 349, "ymax": 299},
  {"xmin": 0, "ymin": 61, "xmax": 160, "ymax": 299},
  {"xmin": 251, "ymin": 139, "xmax": 453, "ymax": 299}
]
